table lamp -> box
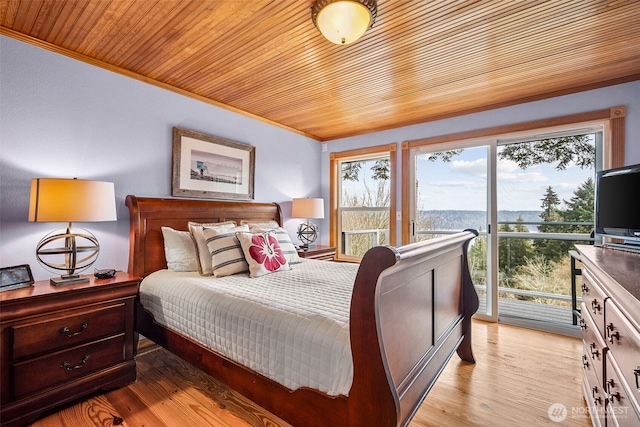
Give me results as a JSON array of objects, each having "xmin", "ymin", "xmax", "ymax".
[
  {"xmin": 292, "ymin": 197, "xmax": 325, "ymax": 249},
  {"xmin": 29, "ymin": 178, "xmax": 117, "ymax": 285}
]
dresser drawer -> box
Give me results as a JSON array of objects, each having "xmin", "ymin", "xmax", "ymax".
[
  {"xmin": 605, "ymin": 300, "xmax": 640, "ymax": 410},
  {"xmin": 11, "ymin": 302, "xmax": 126, "ymax": 359},
  {"xmin": 11, "ymin": 334, "xmax": 126, "ymax": 398},
  {"xmin": 582, "ymin": 303, "xmax": 607, "ymax": 383},
  {"xmin": 605, "ymin": 353, "xmax": 640, "ymax": 427},
  {"xmin": 583, "ymin": 365, "xmax": 606, "ymax": 426},
  {"xmin": 581, "ymin": 270, "xmax": 608, "ymax": 338}
]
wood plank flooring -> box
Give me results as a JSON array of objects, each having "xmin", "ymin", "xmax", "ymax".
[{"xmin": 30, "ymin": 320, "xmax": 591, "ymax": 427}]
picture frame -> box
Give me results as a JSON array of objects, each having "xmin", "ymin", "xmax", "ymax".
[
  {"xmin": 172, "ymin": 127, "xmax": 255, "ymax": 200},
  {"xmin": 0, "ymin": 264, "xmax": 34, "ymax": 292}
]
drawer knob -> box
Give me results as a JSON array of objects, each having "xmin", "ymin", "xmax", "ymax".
[
  {"xmin": 61, "ymin": 354, "xmax": 90, "ymax": 370},
  {"xmin": 634, "ymin": 366, "xmax": 640, "ymax": 389},
  {"xmin": 591, "ymin": 299, "xmax": 601, "ymax": 314},
  {"xmin": 606, "ymin": 323, "xmax": 620, "ymax": 344},
  {"xmin": 582, "ymin": 283, "xmax": 588, "ymax": 293},
  {"xmin": 579, "ymin": 319, "xmax": 587, "ymax": 330},
  {"xmin": 60, "ymin": 322, "xmax": 89, "ymax": 337}
]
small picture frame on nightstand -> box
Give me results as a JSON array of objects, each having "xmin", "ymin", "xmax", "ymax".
[{"xmin": 0, "ymin": 264, "xmax": 34, "ymax": 292}]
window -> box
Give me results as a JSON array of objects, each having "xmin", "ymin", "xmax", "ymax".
[{"xmin": 330, "ymin": 144, "xmax": 396, "ymax": 262}]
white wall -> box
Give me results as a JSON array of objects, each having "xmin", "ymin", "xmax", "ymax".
[
  {"xmin": 321, "ymin": 80, "xmax": 640, "ymax": 245},
  {"xmin": 0, "ymin": 36, "xmax": 323, "ymax": 280}
]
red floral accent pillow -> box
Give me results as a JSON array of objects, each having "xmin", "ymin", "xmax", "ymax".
[{"xmin": 236, "ymin": 231, "xmax": 291, "ymax": 278}]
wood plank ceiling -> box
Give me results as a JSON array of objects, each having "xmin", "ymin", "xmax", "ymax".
[{"xmin": 1, "ymin": 0, "xmax": 640, "ymax": 141}]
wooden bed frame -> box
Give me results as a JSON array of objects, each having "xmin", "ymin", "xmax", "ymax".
[{"xmin": 126, "ymin": 195, "xmax": 479, "ymax": 427}]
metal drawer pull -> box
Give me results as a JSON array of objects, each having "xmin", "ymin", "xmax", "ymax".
[
  {"xmin": 589, "ymin": 342, "xmax": 600, "ymax": 360},
  {"xmin": 61, "ymin": 354, "xmax": 90, "ymax": 370},
  {"xmin": 60, "ymin": 322, "xmax": 88, "ymax": 337},
  {"xmin": 591, "ymin": 299, "xmax": 601, "ymax": 314},
  {"xmin": 606, "ymin": 323, "xmax": 620, "ymax": 344},
  {"xmin": 634, "ymin": 366, "xmax": 640, "ymax": 388},
  {"xmin": 606, "ymin": 379, "xmax": 621, "ymax": 403},
  {"xmin": 579, "ymin": 319, "xmax": 587, "ymax": 330},
  {"xmin": 582, "ymin": 283, "xmax": 588, "ymax": 293},
  {"xmin": 582, "ymin": 354, "xmax": 590, "ymax": 369}
]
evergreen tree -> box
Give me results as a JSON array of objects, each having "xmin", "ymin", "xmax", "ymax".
[
  {"xmin": 561, "ymin": 177, "xmax": 595, "ymax": 233},
  {"xmin": 535, "ymin": 186, "xmax": 566, "ymax": 262},
  {"xmin": 552, "ymin": 177, "xmax": 596, "ymax": 255}
]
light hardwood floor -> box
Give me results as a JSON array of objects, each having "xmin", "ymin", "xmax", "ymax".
[{"xmin": 31, "ymin": 320, "xmax": 591, "ymax": 427}]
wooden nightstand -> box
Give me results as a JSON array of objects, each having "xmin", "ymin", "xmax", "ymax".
[
  {"xmin": 0, "ymin": 271, "xmax": 140, "ymax": 427},
  {"xmin": 297, "ymin": 245, "xmax": 336, "ymax": 261}
]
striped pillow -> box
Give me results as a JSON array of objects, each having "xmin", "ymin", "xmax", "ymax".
[
  {"xmin": 249, "ymin": 226, "xmax": 301, "ymax": 265},
  {"xmin": 188, "ymin": 221, "xmax": 237, "ymax": 276},
  {"xmin": 203, "ymin": 225, "xmax": 250, "ymax": 277}
]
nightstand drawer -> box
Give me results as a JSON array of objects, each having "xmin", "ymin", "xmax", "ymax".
[
  {"xmin": 11, "ymin": 302, "xmax": 126, "ymax": 359},
  {"xmin": 11, "ymin": 334, "xmax": 126, "ymax": 398}
]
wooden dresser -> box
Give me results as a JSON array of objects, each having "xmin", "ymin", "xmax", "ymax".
[
  {"xmin": 0, "ymin": 272, "xmax": 139, "ymax": 427},
  {"xmin": 576, "ymin": 245, "xmax": 640, "ymax": 427}
]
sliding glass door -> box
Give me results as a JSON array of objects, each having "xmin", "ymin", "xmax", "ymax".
[
  {"xmin": 409, "ymin": 143, "xmax": 495, "ymax": 320},
  {"xmin": 408, "ymin": 129, "xmax": 600, "ymax": 329}
]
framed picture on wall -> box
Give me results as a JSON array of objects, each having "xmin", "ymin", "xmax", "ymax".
[{"xmin": 171, "ymin": 127, "xmax": 255, "ymax": 200}]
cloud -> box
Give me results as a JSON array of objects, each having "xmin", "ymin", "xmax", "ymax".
[
  {"xmin": 451, "ymin": 159, "xmax": 486, "ymax": 176},
  {"xmin": 448, "ymin": 158, "xmax": 548, "ymax": 183},
  {"xmin": 427, "ymin": 179, "xmax": 485, "ymax": 189},
  {"xmin": 498, "ymin": 170, "xmax": 547, "ymax": 183}
]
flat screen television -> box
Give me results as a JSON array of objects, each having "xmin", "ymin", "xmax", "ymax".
[{"xmin": 595, "ymin": 162, "xmax": 640, "ymax": 248}]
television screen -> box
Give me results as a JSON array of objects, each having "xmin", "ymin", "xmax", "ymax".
[{"xmin": 595, "ymin": 163, "xmax": 640, "ymax": 246}]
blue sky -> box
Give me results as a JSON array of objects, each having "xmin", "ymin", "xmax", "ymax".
[{"xmin": 417, "ymin": 144, "xmax": 594, "ymax": 211}]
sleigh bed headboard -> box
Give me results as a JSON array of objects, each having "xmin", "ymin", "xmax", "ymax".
[{"xmin": 125, "ymin": 195, "xmax": 283, "ymax": 278}]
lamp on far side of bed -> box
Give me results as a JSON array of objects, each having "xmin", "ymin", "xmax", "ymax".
[
  {"xmin": 292, "ymin": 197, "xmax": 325, "ymax": 249},
  {"xmin": 29, "ymin": 178, "xmax": 117, "ymax": 286}
]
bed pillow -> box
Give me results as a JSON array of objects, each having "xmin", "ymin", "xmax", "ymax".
[
  {"xmin": 236, "ymin": 231, "xmax": 291, "ymax": 278},
  {"xmin": 249, "ymin": 226, "xmax": 301, "ymax": 265},
  {"xmin": 240, "ymin": 220, "xmax": 280, "ymax": 229},
  {"xmin": 203, "ymin": 225, "xmax": 250, "ymax": 277},
  {"xmin": 161, "ymin": 227, "xmax": 199, "ymax": 272},
  {"xmin": 189, "ymin": 221, "xmax": 237, "ymax": 276}
]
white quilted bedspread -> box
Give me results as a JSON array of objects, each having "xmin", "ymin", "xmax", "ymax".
[{"xmin": 139, "ymin": 259, "xmax": 359, "ymax": 396}]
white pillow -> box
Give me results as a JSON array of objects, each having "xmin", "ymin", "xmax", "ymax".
[
  {"xmin": 188, "ymin": 221, "xmax": 237, "ymax": 276},
  {"xmin": 249, "ymin": 226, "xmax": 301, "ymax": 265},
  {"xmin": 203, "ymin": 225, "xmax": 250, "ymax": 277},
  {"xmin": 236, "ymin": 231, "xmax": 291, "ymax": 278},
  {"xmin": 161, "ymin": 227, "xmax": 199, "ymax": 272}
]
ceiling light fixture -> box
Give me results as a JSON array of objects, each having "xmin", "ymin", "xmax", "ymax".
[{"xmin": 311, "ymin": 0, "xmax": 378, "ymax": 45}]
